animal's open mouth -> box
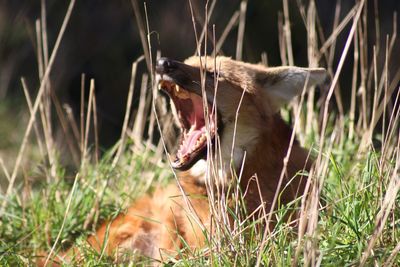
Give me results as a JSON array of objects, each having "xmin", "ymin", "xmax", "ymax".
[{"xmin": 158, "ymin": 79, "xmax": 216, "ymax": 170}]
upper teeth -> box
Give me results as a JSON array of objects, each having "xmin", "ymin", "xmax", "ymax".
[{"xmin": 175, "ymin": 85, "xmax": 190, "ymax": 99}]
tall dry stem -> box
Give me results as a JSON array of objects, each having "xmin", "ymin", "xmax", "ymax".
[{"xmin": 0, "ymin": 0, "xmax": 76, "ymax": 217}]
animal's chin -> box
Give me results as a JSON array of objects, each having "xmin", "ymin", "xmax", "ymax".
[{"xmin": 158, "ymin": 79, "xmax": 217, "ymax": 171}]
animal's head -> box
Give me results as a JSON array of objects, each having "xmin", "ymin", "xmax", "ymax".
[{"xmin": 155, "ymin": 56, "xmax": 327, "ymax": 171}]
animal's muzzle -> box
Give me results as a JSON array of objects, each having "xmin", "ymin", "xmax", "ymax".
[{"xmin": 156, "ymin": 57, "xmax": 179, "ymax": 75}]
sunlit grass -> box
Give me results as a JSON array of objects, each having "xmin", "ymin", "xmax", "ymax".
[{"xmin": 0, "ymin": 0, "xmax": 399, "ymax": 266}]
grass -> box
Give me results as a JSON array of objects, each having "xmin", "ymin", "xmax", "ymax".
[
  {"xmin": 0, "ymin": 146, "xmax": 171, "ymax": 266},
  {"xmin": 1, "ymin": 0, "xmax": 400, "ymax": 266}
]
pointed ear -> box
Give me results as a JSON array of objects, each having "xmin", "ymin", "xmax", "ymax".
[{"xmin": 258, "ymin": 66, "xmax": 327, "ymax": 109}]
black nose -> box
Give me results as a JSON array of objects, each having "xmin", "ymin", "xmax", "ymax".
[{"xmin": 156, "ymin": 57, "xmax": 176, "ymax": 74}]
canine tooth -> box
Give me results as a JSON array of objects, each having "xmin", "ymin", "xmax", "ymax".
[{"xmin": 176, "ymin": 87, "xmax": 190, "ymax": 99}]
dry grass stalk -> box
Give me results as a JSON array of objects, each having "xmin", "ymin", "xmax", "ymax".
[
  {"xmin": 128, "ymin": 0, "xmax": 208, "ymax": 240},
  {"xmin": 41, "ymin": 0, "xmax": 52, "ymax": 155},
  {"xmin": 304, "ymin": 130, "xmax": 336, "ymax": 266},
  {"xmin": 112, "ymin": 59, "xmax": 140, "ymax": 168},
  {"xmin": 316, "ymin": 0, "xmax": 365, "ymax": 168},
  {"xmin": 82, "ymin": 79, "xmax": 95, "ymax": 169},
  {"xmin": 368, "ymin": 46, "xmax": 379, "ymax": 147},
  {"xmin": 80, "ymin": 73, "xmax": 85, "ymax": 155},
  {"xmin": 197, "ymin": 0, "xmax": 217, "ymax": 51},
  {"xmin": 188, "ymin": 0, "xmax": 218, "ymax": 236},
  {"xmin": 359, "ymin": 145, "xmax": 400, "ymax": 266},
  {"xmin": 44, "ymin": 173, "xmax": 80, "ymax": 266},
  {"xmin": 0, "ymin": 158, "xmax": 10, "ymax": 192},
  {"xmin": 305, "ymin": 0, "xmax": 317, "ymax": 138},
  {"xmin": 188, "ymin": 0, "xmax": 215, "ymax": 57},
  {"xmin": 235, "ymin": 0, "xmax": 248, "ymax": 61},
  {"xmin": 255, "ymin": 74, "xmax": 310, "ymax": 267},
  {"xmin": 293, "ymin": 164, "xmax": 313, "ymax": 267},
  {"xmin": 372, "ymin": 69, "xmax": 400, "ymax": 131},
  {"xmin": 145, "ymin": 51, "xmax": 161, "ymax": 152},
  {"xmin": 382, "ymin": 37, "xmax": 389, "ymax": 155},
  {"xmin": 21, "ymin": 77, "xmax": 45, "ymax": 159},
  {"xmin": 6, "ymin": 1, "xmax": 397, "ymax": 265},
  {"xmin": 132, "ymin": 74, "xmax": 149, "ymax": 144},
  {"xmin": 131, "ymin": 0, "xmax": 151, "ymax": 73},
  {"xmin": 382, "ymin": 89, "xmax": 400, "ymax": 158},
  {"xmin": 282, "ymin": 0, "xmax": 294, "ymax": 66},
  {"xmin": 260, "ymin": 51, "xmax": 268, "ymax": 66},
  {"xmin": 328, "ymin": 0, "xmax": 342, "ymax": 68},
  {"xmin": 318, "ymin": 4, "xmax": 358, "ymax": 59},
  {"xmin": 278, "ymin": 12, "xmax": 287, "ymax": 66},
  {"xmin": 63, "ymin": 104, "xmax": 80, "ymax": 152},
  {"xmin": 373, "ymin": 0, "xmax": 381, "ymax": 53},
  {"xmin": 40, "ymin": 0, "xmax": 49, "ymax": 69},
  {"xmin": 358, "ymin": 11, "xmax": 368, "ymax": 132},
  {"xmin": 49, "ymin": 86, "xmax": 81, "ymax": 166},
  {"xmin": 213, "ymin": 11, "xmax": 239, "ymax": 55},
  {"xmin": 92, "ymin": 87, "xmax": 99, "ymax": 164},
  {"xmin": 0, "ymin": 0, "xmax": 76, "ymax": 217},
  {"xmin": 36, "ymin": 18, "xmax": 56, "ymax": 181},
  {"xmin": 349, "ymin": 26, "xmax": 359, "ymax": 141},
  {"xmin": 314, "ymin": 0, "xmax": 345, "ymax": 121},
  {"xmin": 384, "ymin": 241, "xmax": 400, "ymax": 266},
  {"xmin": 282, "ymin": 0, "xmax": 306, "ymax": 136},
  {"xmin": 144, "ymin": 2, "xmax": 154, "ymax": 82}
]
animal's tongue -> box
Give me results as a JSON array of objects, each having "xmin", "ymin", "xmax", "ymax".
[
  {"xmin": 178, "ymin": 128, "xmax": 204, "ymax": 156},
  {"xmin": 176, "ymin": 92, "xmax": 209, "ymax": 157}
]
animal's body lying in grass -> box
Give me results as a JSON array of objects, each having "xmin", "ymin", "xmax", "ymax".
[{"xmin": 40, "ymin": 56, "xmax": 326, "ymax": 265}]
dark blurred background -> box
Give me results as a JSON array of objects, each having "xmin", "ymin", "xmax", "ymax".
[{"xmin": 0, "ymin": 0, "xmax": 399, "ymax": 152}]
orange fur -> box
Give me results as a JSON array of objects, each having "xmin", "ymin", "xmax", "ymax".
[
  {"xmin": 37, "ymin": 56, "xmax": 326, "ymax": 265},
  {"xmin": 87, "ymin": 180, "xmax": 210, "ymax": 261}
]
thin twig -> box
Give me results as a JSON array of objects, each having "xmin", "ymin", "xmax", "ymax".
[
  {"xmin": 44, "ymin": 173, "xmax": 80, "ymax": 266},
  {"xmin": 112, "ymin": 57, "xmax": 142, "ymax": 168},
  {"xmin": 236, "ymin": 0, "xmax": 248, "ymax": 61},
  {"xmin": 131, "ymin": 0, "xmax": 151, "ymax": 73},
  {"xmin": 256, "ymin": 74, "xmax": 311, "ymax": 267},
  {"xmin": 21, "ymin": 77, "xmax": 45, "ymax": 158},
  {"xmin": 0, "ymin": 0, "xmax": 76, "ymax": 216},
  {"xmin": 92, "ymin": 88, "xmax": 99, "ymax": 165},
  {"xmin": 80, "ymin": 73, "xmax": 85, "ymax": 156},
  {"xmin": 132, "ymin": 74, "xmax": 149, "ymax": 144},
  {"xmin": 82, "ymin": 79, "xmax": 95, "ymax": 168},
  {"xmin": 316, "ymin": 0, "xmax": 365, "ymax": 168},
  {"xmin": 213, "ymin": 11, "xmax": 239, "ymax": 55}
]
